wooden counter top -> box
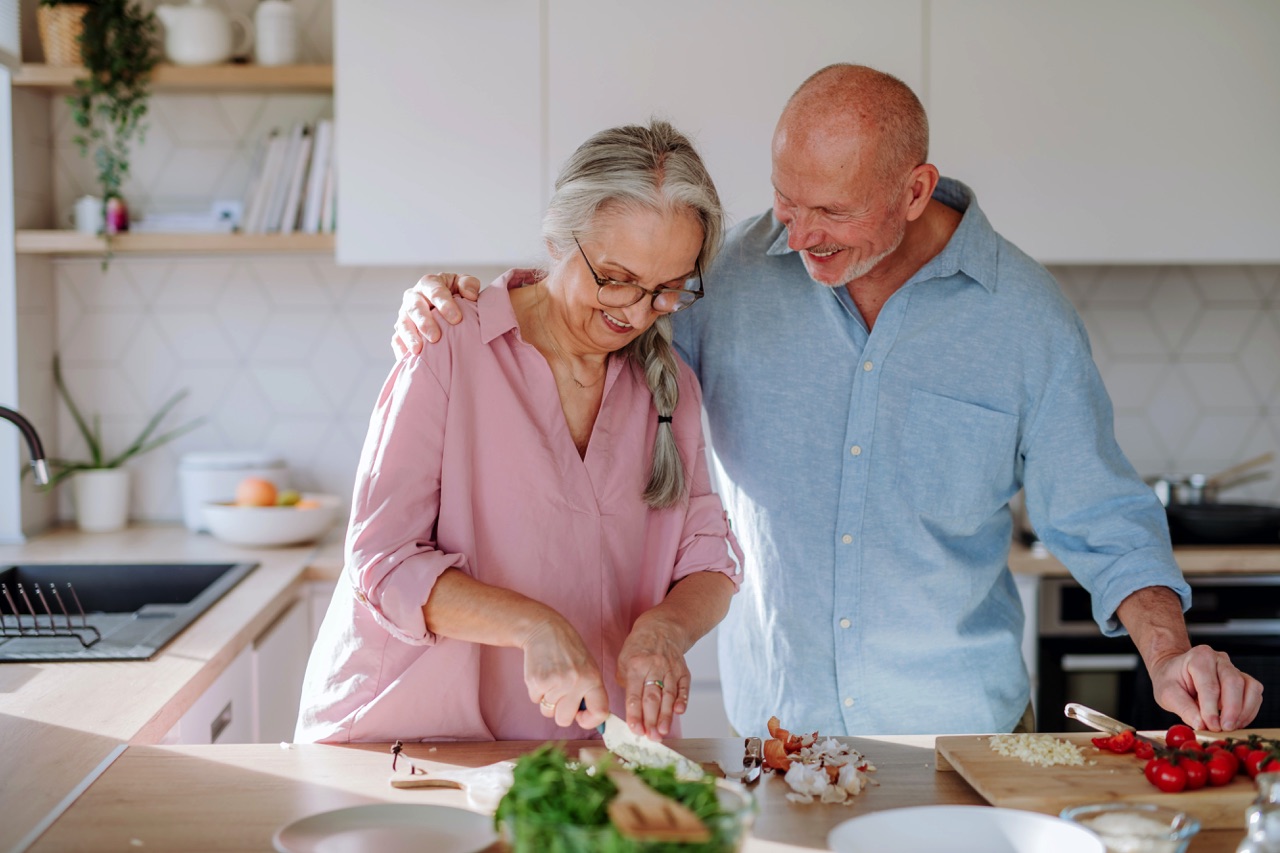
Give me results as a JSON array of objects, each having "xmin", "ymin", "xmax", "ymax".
[
  {"xmin": 1010, "ymin": 540, "xmax": 1280, "ymax": 577},
  {"xmin": 0, "ymin": 525, "xmax": 327, "ymax": 853},
  {"xmin": 28, "ymin": 738, "xmax": 1248, "ymax": 851}
]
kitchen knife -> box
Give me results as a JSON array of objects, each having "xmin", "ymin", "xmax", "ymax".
[{"xmin": 1063, "ymin": 702, "xmax": 1159, "ymax": 746}]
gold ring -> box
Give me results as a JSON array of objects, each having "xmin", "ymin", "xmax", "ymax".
[
  {"xmin": 644, "ymin": 679, "xmax": 664, "ymax": 690},
  {"xmin": 539, "ymin": 698, "xmax": 555, "ymax": 710}
]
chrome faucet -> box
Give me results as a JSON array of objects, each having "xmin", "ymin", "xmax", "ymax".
[{"xmin": 0, "ymin": 406, "xmax": 49, "ymax": 485}]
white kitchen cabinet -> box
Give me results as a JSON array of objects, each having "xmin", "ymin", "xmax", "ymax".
[
  {"xmin": 253, "ymin": 597, "xmax": 311, "ymax": 744},
  {"xmin": 928, "ymin": 0, "xmax": 1280, "ymax": 264},
  {"xmin": 334, "ymin": 0, "xmax": 545, "ymax": 266},
  {"xmin": 160, "ymin": 644, "xmax": 255, "ymax": 745},
  {"xmin": 546, "ymin": 1, "xmax": 923, "ymax": 230},
  {"xmin": 335, "ymin": 1, "xmax": 923, "ymax": 265}
]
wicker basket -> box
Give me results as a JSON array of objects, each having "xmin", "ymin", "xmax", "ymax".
[{"xmin": 36, "ymin": 4, "xmax": 90, "ymax": 67}]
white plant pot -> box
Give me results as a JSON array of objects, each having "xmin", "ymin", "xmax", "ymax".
[{"xmin": 72, "ymin": 468, "xmax": 130, "ymax": 532}]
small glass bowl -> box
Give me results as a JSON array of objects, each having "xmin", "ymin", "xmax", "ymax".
[
  {"xmin": 1060, "ymin": 802, "xmax": 1201, "ymax": 853},
  {"xmin": 502, "ymin": 779, "xmax": 755, "ymax": 852}
]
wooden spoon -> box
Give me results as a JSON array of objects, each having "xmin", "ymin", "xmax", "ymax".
[{"xmin": 579, "ymin": 746, "xmax": 711, "ymax": 843}]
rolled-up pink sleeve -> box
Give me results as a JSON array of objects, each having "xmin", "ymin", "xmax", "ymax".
[
  {"xmin": 671, "ymin": 365, "xmax": 744, "ymax": 589},
  {"xmin": 345, "ymin": 353, "xmax": 468, "ymax": 645}
]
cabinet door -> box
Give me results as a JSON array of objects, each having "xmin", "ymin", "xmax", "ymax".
[
  {"xmin": 253, "ymin": 597, "xmax": 311, "ymax": 744},
  {"xmin": 335, "ymin": 0, "xmax": 544, "ymax": 265},
  {"xmin": 547, "ymin": 2, "xmax": 924, "ymax": 229},
  {"xmin": 162, "ymin": 644, "xmax": 255, "ymax": 745},
  {"xmin": 928, "ymin": 0, "xmax": 1280, "ymax": 263}
]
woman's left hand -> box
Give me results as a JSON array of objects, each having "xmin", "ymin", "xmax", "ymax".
[{"xmin": 616, "ymin": 617, "xmax": 692, "ymax": 740}]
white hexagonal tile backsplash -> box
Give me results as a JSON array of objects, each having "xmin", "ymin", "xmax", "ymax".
[{"xmin": 41, "ymin": 260, "xmax": 1280, "ymax": 523}]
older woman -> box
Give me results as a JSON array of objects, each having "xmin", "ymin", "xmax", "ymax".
[{"xmin": 295, "ymin": 121, "xmax": 741, "ymax": 744}]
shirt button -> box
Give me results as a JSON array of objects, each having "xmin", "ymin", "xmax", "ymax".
[
  {"xmin": 356, "ymin": 590, "xmax": 367, "ymax": 603},
  {"xmin": 844, "ymin": 697, "xmax": 855, "ymax": 707},
  {"xmin": 850, "ymin": 445, "xmax": 862, "ymax": 456},
  {"xmin": 863, "ymin": 361, "xmax": 873, "ymax": 372},
  {"xmin": 839, "ymin": 618, "xmax": 851, "ymax": 629},
  {"xmin": 841, "ymin": 534, "xmax": 853, "ymax": 544}
]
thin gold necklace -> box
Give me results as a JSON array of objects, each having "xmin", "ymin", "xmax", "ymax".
[{"xmin": 537, "ymin": 294, "xmax": 604, "ymax": 389}]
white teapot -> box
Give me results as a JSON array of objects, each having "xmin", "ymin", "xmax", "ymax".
[{"xmin": 156, "ymin": 0, "xmax": 253, "ymax": 67}]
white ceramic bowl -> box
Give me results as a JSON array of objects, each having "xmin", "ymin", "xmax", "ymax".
[
  {"xmin": 827, "ymin": 805, "xmax": 1106, "ymax": 853},
  {"xmin": 203, "ymin": 493, "xmax": 341, "ymax": 547}
]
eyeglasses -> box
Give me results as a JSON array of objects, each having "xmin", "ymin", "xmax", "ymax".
[{"xmin": 574, "ymin": 236, "xmax": 704, "ymax": 313}]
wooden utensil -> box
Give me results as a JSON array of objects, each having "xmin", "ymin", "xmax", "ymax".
[{"xmin": 579, "ymin": 746, "xmax": 711, "ymax": 843}]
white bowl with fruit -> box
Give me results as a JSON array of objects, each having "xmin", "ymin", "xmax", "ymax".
[{"xmin": 203, "ymin": 477, "xmax": 342, "ymax": 547}]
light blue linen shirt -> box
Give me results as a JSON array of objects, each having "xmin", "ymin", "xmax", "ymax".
[{"xmin": 673, "ymin": 178, "xmax": 1190, "ymax": 736}]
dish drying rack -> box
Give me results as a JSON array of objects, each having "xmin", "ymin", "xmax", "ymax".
[{"xmin": 0, "ymin": 581, "xmax": 102, "ymax": 648}]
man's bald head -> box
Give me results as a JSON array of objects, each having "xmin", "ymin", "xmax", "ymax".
[{"xmin": 776, "ymin": 64, "xmax": 929, "ymax": 188}]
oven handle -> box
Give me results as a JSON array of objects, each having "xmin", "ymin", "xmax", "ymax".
[{"xmin": 1061, "ymin": 653, "xmax": 1141, "ymax": 672}]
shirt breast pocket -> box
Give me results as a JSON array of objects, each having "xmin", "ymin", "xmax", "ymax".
[{"xmin": 897, "ymin": 390, "xmax": 1018, "ymax": 521}]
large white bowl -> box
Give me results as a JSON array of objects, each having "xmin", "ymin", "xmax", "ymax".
[
  {"xmin": 203, "ymin": 493, "xmax": 341, "ymax": 547},
  {"xmin": 827, "ymin": 805, "xmax": 1105, "ymax": 853}
]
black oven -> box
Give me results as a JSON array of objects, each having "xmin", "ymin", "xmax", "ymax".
[{"xmin": 1037, "ymin": 574, "xmax": 1280, "ymax": 732}]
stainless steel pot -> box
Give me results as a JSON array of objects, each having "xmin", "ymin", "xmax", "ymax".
[{"xmin": 1145, "ymin": 452, "xmax": 1273, "ymax": 507}]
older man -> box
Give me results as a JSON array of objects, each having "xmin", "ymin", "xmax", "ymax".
[{"xmin": 393, "ymin": 64, "xmax": 1263, "ymax": 736}]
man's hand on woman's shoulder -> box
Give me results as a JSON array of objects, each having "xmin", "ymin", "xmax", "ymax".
[{"xmin": 392, "ymin": 272, "xmax": 483, "ymax": 357}]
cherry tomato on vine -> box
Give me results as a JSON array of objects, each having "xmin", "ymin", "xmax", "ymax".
[
  {"xmin": 1145, "ymin": 757, "xmax": 1171, "ymax": 784},
  {"xmin": 1165, "ymin": 724, "xmax": 1196, "ymax": 749},
  {"xmin": 1207, "ymin": 754, "xmax": 1237, "ymax": 787},
  {"xmin": 1234, "ymin": 743, "xmax": 1254, "ymax": 764},
  {"xmin": 1207, "ymin": 747, "xmax": 1239, "ymax": 776},
  {"xmin": 1263, "ymin": 757, "xmax": 1280, "ymax": 774},
  {"xmin": 1177, "ymin": 757, "xmax": 1208, "ymax": 790},
  {"xmin": 1246, "ymin": 749, "xmax": 1271, "ymax": 779},
  {"xmin": 1151, "ymin": 762, "xmax": 1188, "ymax": 793}
]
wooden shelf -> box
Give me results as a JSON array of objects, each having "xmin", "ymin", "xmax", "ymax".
[
  {"xmin": 13, "ymin": 63, "xmax": 333, "ymax": 93},
  {"xmin": 15, "ymin": 231, "xmax": 335, "ymax": 255}
]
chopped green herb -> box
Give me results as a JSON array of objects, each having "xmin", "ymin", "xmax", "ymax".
[{"xmin": 495, "ymin": 744, "xmax": 742, "ymax": 852}]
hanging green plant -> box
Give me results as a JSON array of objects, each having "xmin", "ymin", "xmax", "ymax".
[{"xmin": 49, "ymin": 0, "xmax": 160, "ymax": 265}]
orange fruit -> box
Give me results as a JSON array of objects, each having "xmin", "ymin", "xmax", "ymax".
[
  {"xmin": 295, "ymin": 498, "xmax": 321, "ymax": 509},
  {"xmin": 235, "ymin": 477, "xmax": 278, "ymax": 507}
]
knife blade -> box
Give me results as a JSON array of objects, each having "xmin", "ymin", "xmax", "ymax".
[
  {"xmin": 1064, "ymin": 702, "xmax": 1159, "ymax": 746},
  {"xmin": 600, "ymin": 713, "xmax": 706, "ymax": 781}
]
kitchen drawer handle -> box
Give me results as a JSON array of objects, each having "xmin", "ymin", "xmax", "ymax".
[
  {"xmin": 210, "ymin": 700, "xmax": 233, "ymax": 743},
  {"xmin": 1060, "ymin": 654, "xmax": 1140, "ymax": 672}
]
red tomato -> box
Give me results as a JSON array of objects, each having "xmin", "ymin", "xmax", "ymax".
[
  {"xmin": 1091, "ymin": 736, "xmax": 1113, "ymax": 750},
  {"xmin": 1152, "ymin": 762, "xmax": 1188, "ymax": 793},
  {"xmin": 1246, "ymin": 749, "xmax": 1271, "ymax": 779},
  {"xmin": 1207, "ymin": 747, "xmax": 1240, "ymax": 776},
  {"xmin": 1207, "ymin": 755, "xmax": 1237, "ymax": 787},
  {"xmin": 1134, "ymin": 740, "xmax": 1155, "ymax": 760},
  {"xmin": 1263, "ymin": 757, "xmax": 1280, "ymax": 774},
  {"xmin": 1165, "ymin": 724, "xmax": 1196, "ymax": 749},
  {"xmin": 1234, "ymin": 743, "xmax": 1254, "ymax": 764},
  {"xmin": 1178, "ymin": 757, "xmax": 1208, "ymax": 790},
  {"xmin": 1145, "ymin": 757, "xmax": 1171, "ymax": 784},
  {"xmin": 1109, "ymin": 730, "xmax": 1136, "ymax": 753}
]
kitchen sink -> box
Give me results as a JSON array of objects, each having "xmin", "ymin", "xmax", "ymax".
[{"xmin": 0, "ymin": 561, "xmax": 258, "ymax": 662}]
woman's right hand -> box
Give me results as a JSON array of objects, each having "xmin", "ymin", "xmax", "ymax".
[
  {"xmin": 392, "ymin": 273, "xmax": 483, "ymax": 357},
  {"xmin": 521, "ymin": 615, "xmax": 610, "ymax": 731}
]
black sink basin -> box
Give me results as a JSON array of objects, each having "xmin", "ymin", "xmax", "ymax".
[{"xmin": 0, "ymin": 561, "xmax": 258, "ymax": 662}]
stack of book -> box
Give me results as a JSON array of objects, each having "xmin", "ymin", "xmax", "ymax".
[{"xmin": 239, "ymin": 119, "xmax": 336, "ymax": 235}]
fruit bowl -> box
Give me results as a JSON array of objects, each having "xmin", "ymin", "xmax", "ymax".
[{"xmin": 203, "ymin": 493, "xmax": 341, "ymax": 547}]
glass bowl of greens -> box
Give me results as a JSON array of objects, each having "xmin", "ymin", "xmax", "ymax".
[{"xmin": 496, "ymin": 744, "xmax": 755, "ymax": 853}]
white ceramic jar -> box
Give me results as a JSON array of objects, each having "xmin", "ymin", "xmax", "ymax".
[
  {"xmin": 254, "ymin": 0, "xmax": 298, "ymax": 66},
  {"xmin": 178, "ymin": 451, "xmax": 290, "ymax": 532}
]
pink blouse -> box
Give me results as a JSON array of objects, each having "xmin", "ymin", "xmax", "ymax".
[{"xmin": 296, "ymin": 270, "xmax": 742, "ymax": 743}]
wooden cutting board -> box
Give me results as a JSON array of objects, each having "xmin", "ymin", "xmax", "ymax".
[{"xmin": 936, "ymin": 730, "xmax": 1280, "ymax": 830}]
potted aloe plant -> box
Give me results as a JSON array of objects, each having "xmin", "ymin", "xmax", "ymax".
[{"xmin": 45, "ymin": 356, "xmax": 203, "ymax": 532}]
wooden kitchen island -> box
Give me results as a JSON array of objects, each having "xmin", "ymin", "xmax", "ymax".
[{"xmin": 28, "ymin": 737, "xmax": 1251, "ymax": 851}]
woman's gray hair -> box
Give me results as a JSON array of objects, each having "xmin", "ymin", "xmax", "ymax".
[{"xmin": 544, "ymin": 120, "xmax": 723, "ymax": 509}]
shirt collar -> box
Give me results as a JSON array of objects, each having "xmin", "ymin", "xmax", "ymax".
[
  {"xmin": 478, "ymin": 268, "xmax": 541, "ymax": 344},
  {"xmin": 763, "ymin": 177, "xmax": 1000, "ymax": 293}
]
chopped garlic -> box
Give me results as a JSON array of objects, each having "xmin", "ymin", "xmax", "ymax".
[{"xmin": 988, "ymin": 734, "xmax": 1090, "ymax": 767}]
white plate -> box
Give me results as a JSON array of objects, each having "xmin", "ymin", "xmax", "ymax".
[
  {"xmin": 273, "ymin": 804, "xmax": 497, "ymax": 853},
  {"xmin": 827, "ymin": 805, "xmax": 1104, "ymax": 853}
]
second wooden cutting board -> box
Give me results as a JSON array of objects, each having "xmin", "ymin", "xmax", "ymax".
[{"xmin": 935, "ymin": 730, "xmax": 1279, "ymax": 830}]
